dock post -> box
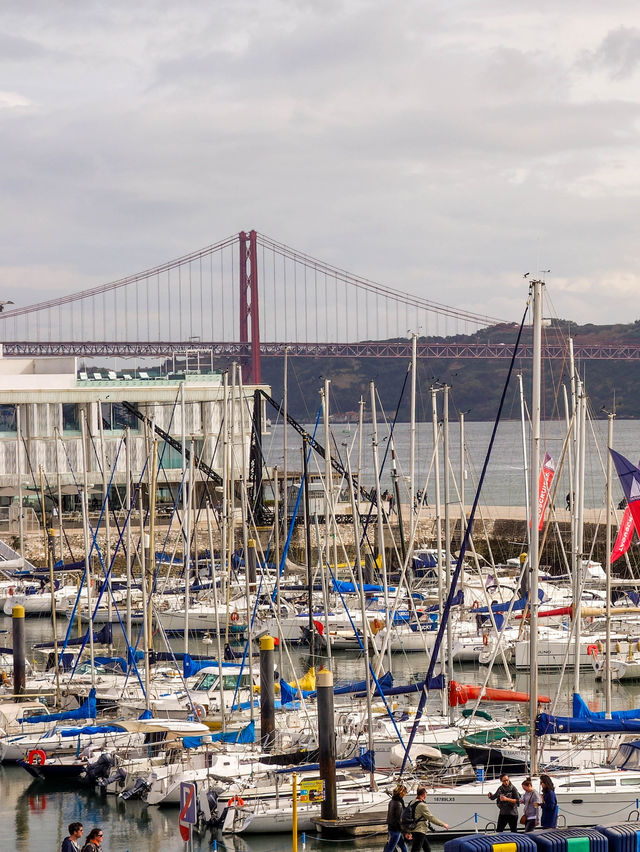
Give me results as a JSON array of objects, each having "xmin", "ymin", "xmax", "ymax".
[
  {"xmin": 260, "ymin": 634, "xmax": 275, "ymax": 751},
  {"xmin": 247, "ymin": 538, "xmax": 257, "ymax": 586},
  {"xmin": 12, "ymin": 604, "xmax": 25, "ymax": 699},
  {"xmin": 317, "ymin": 669, "xmax": 337, "ymax": 820}
]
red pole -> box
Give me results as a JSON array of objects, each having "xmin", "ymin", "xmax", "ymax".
[
  {"xmin": 249, "ymin": 230, "xmax": 261, "ymax": 384},
  {"xmin": 239, "ymin": 231, "xmax": 249, "ymax": 346},
  {"xmin": 237, "ymin": 230, "xmax": 261, "ymax": 383}
]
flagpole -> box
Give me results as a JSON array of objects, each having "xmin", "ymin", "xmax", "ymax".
[
  {"xmin": 605, "ymin": 412, "xmax": 614, "ymax": 717},
  {"xmin": 529, "ymin": 279, "xmax": 542, "ymax": 778}
]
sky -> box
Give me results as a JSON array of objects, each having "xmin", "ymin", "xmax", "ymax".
[{"xmin": 2, "ymin": 0, "xmax": 640, "ymax": 332}]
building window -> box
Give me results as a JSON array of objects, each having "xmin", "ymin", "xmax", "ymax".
[
  {"xmin": 62, "ymin": 403, "xmax": 80, "ymax": 432},
  {"xmin": 102, "ymin": 403, "xmax": 139, "ymax": 431},
  {"xmin": 0, "ymin": 405, "xmax": 17, "ymax": 433}
]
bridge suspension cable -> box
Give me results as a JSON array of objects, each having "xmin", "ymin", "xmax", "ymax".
[
  {"xmin": 0, "ymin": 230, "xmax": 505, "ymax": 354},
  {"xmin": 256, "ymin": 233, "xmax": 504, "ymax": 328}
]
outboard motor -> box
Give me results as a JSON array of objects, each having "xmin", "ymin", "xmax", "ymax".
[
  {"xmin": 99, "ymin": 766, "xmax": 127, "ymax": 790},
  {"xmin": 119, "ymin": 776, "xmax": 152, "ymax": 801},
  {"xmin": 83, "ymin": 753, "xmax": 114, "ymax": 786}
]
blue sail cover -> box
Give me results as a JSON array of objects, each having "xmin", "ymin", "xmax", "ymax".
[
  {"xmin": 537, "ymin": 695, "xmax": 640, "ymax": 734},
  {"xmin": 275, "ymin": 749, "xmax": 375, "ymax": 774},
  {"xmin": 355, "ymin": 674, "xmax": 445, "ymax": 697},
  {"xmin": 182, "ymin": 653, "xmax": 238, "ymax": 677},
  {"xmin": 332, "ymin": 671, "xmax": 393, "ymax": 695},
  {"xmin": 572, "ymin": 692, "xmax": 640, "ymax": 720},
  {"xmin": 60, "ymin": 724, "xmax": 123, "ymax": 737},
  {"xmin": 210, "ymin": 720, "xmax": 255, "ymax": 744},
  {"xmin": 280, "ymin": 679, "xmax": 314, "ymax": 705},
  {"xmin": 537, "ymin": 713, "xmax": 640, "ymax": 735},
  {"xmin": 473, "ymin": 589, "xmax": 544, "ymax": 614},
  {"xmin": 332, "ymin": 579, "xmax": 396, "ymax": 593},
  {"xmin": 20, "ymin": 688, "xmax": 97, "ymax": 724},
  {"xmin": 35, "ymin": 623, "xmax": 112, "ymax": 649}
]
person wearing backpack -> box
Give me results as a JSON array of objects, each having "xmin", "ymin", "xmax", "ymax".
[
  {"xmin": 410, "ymin": 786, "xmax": 449, "ymax": 852},
  {"xmin": 488, "ymin": 772, "xmax": 520, "ymax": 832},
  {"xmin": 383, "ymin": 783, "xmax": 409, "ymax": 852}
]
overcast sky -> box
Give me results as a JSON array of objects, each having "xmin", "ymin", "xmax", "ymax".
[{"xmin": 2, "ymin": 1, "xmax": 640, "ymax": 331}]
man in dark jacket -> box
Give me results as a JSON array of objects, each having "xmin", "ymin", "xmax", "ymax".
[
  {"xmin": 383, "ymin": 783, "xmax": 409, "ymax": 852},
  {"xmin": 488, "ymin": 773, "xmax": 521, "ymax": 831},
  {"xmin": 61, "ymin": 822, "xmax": 83, "ymax": 852}
]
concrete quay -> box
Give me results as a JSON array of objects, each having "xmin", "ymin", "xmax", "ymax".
[{"xmin": 6, "ymin": 504, "xmax": 623, "ymax": 572}]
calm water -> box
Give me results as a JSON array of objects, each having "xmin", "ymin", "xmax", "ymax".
[{"xmin": 264, "ymin": 419, "xmax": 640, "ymax": 509}]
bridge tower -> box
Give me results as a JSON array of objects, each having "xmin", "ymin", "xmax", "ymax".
[{"xmin": 239, "ymin": 230, "xmax": 261, "ymax": 383}]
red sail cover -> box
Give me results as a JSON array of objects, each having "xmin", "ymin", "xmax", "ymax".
[
  {"xmin": 448, "ymin": 680, "xmax": 550, "ymax": 706},
  {"xmin": 611, "ymin": 505, "xmax": 635, "ymax": 563},
  {"xmin": 537, "ymin": 451, "xmax": 555, "ymax": 531}
]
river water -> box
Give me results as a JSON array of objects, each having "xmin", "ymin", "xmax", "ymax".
[
  {"xmin": 2, "ymin": 418, "xmax": 640, "ymax": 851},
  {"xmin": 263, "ymin": 419, "xmax": 640, "ymax": 509}
]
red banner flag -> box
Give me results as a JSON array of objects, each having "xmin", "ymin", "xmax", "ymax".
[
  {"xmin": 611, "ymin": 505, "xmax": 635, "ymax": 563},
  {"xmin": 536, "ymin": 452, "xmax": 555, "ymax": 531}
]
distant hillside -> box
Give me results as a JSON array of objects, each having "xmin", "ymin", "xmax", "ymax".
[
  {"xmin": 104, "ymin": 318, "xmax": 639, "ymax": 423},
  {"xmin": 255, "ymin": 319, "xmax": 640, "ymax": 422}
]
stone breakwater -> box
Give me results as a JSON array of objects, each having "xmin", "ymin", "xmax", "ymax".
[{"xmin": 9, "ymin": 505, "xmax": 625, "ymax": 574}]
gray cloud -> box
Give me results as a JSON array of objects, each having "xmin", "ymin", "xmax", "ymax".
[
  {"xmin": 581, "ymin": 27, "xmax": 640, "ymax": 80},
  {"xmin": 1, "ymin": 1, "xmax": 640, "ymax": 331}
]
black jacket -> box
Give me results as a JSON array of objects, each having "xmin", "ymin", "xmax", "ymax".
[{"xmin": 387, "ymin": 794, "xmax": 404, "ymax": 831}]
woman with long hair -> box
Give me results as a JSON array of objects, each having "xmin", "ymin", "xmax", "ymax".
[{"xmin": 537, "ymin": 774, "xmax": 558, "ymax": 828}]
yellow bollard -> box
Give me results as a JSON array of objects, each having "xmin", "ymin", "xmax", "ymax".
[{"xmin": 292, "ymin": 772, "xmax": 298, "ymax": 852}]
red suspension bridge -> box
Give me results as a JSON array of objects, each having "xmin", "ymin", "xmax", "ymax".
[{"xmin": 3, "ymin": 231, "xmax": 636, "ymax": 382}]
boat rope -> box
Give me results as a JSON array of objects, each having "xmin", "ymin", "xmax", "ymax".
[{"xmin": 399, "ymin": 297, "xmax": 531, "ymax": 776}]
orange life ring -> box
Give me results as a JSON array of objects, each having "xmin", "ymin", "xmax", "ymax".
[
  {"xmin": 230, "ymin": 611, "xmax": 240, "ymax": 623},
  {"xmin": 472, "ymin": 600, "xmax": 479, "ymax": 610},
  {"xmin": 482, "ymin": 633, "xmax": 489, "ymax": 647},
  {"xmin": 587, "ymin": 644, "xmax": 599, "ymax": 657},
  {"xmin": 193, "ymin": 703, "xmax": 206, "ymax": 720},
  {"xmin": 228, "ymin": 795, "xmax": 245, "ymax": 807},
  {"xmin": 27, "ymin": 749, "xmax": 47, "ymax": 766}
]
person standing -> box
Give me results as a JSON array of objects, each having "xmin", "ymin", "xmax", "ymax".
[
  {"xmin": 61, "ymin": 822, "xmax": 83, "ymax": 852},
  {"xmin": 521, "ymin": 778, "xmax": 539, "ymax": 832},
  {"xmin": 488, "ymin": 772, "xmax": 520, "ymax": 832},
  {"xmin": 411, "ymin": 786, "xmax": 449, "ymax": 852},
  {"xmin": 383, "ymin": 783, "xmax": 409, "ymax": 852},
  {"xmin": 81, "ymin": 828, "xmax": 104, "ymax": 852},
  {"xmin": 537, "ymin": 774, "xmax": 558, "ymax": 828}
]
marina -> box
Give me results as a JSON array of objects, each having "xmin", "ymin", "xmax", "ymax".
[{"xmin": 4, "ymin": 322, "xmax": 640, "ymax": 852}]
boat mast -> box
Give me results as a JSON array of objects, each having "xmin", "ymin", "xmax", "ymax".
[
  {"xmin": 322, "ymin": 380, "xmax": 334, "ymax": 667},
  {"xmin": 443, "ymin": 384, "xmax": 454, "ymax": 726},
  {"xmin": 459, "ymin": 411, "xmax": 465, "ymax": 549},
  {"xmin": 431, "ymin": 388, "xmax": 446, "ymax": 717},
  {"xmin": 529, "ymin": 278, "xmax": 543, "ymax": 777},
  {"xmin": 410, "ymin": 333, "xmax": 417, "ymax": 542},
  {"xmin": 605, "ymin": 411, "xmax": 614, "ymax": 716},
  {"xmin": 181, "ymin": 381, "xmax": 189, "ymax": 656},
  {"xmin": 371, "ymin": 380, "xmax": 392, "ymax": 675},
  {"xmin": 518, "ymin": 373, "xmax": 531, "ymax": 556},
  {"xmin": 80, "ymin": 410, "xmax": 96, "ymax": 687},
  {"xmin": 573, "ymin": 382, "xmax": 586, "ymax": 694},
  {"xmin": 283, "ymin": 348, "xmax": 289, "ymax": 532},
  {"xmin": 125, "ymin": 427, "xmax": 132, "ymax": 642},
  {"xmin": 346, "ymin": 448, "xmax": 376, "ymax": 792}
]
